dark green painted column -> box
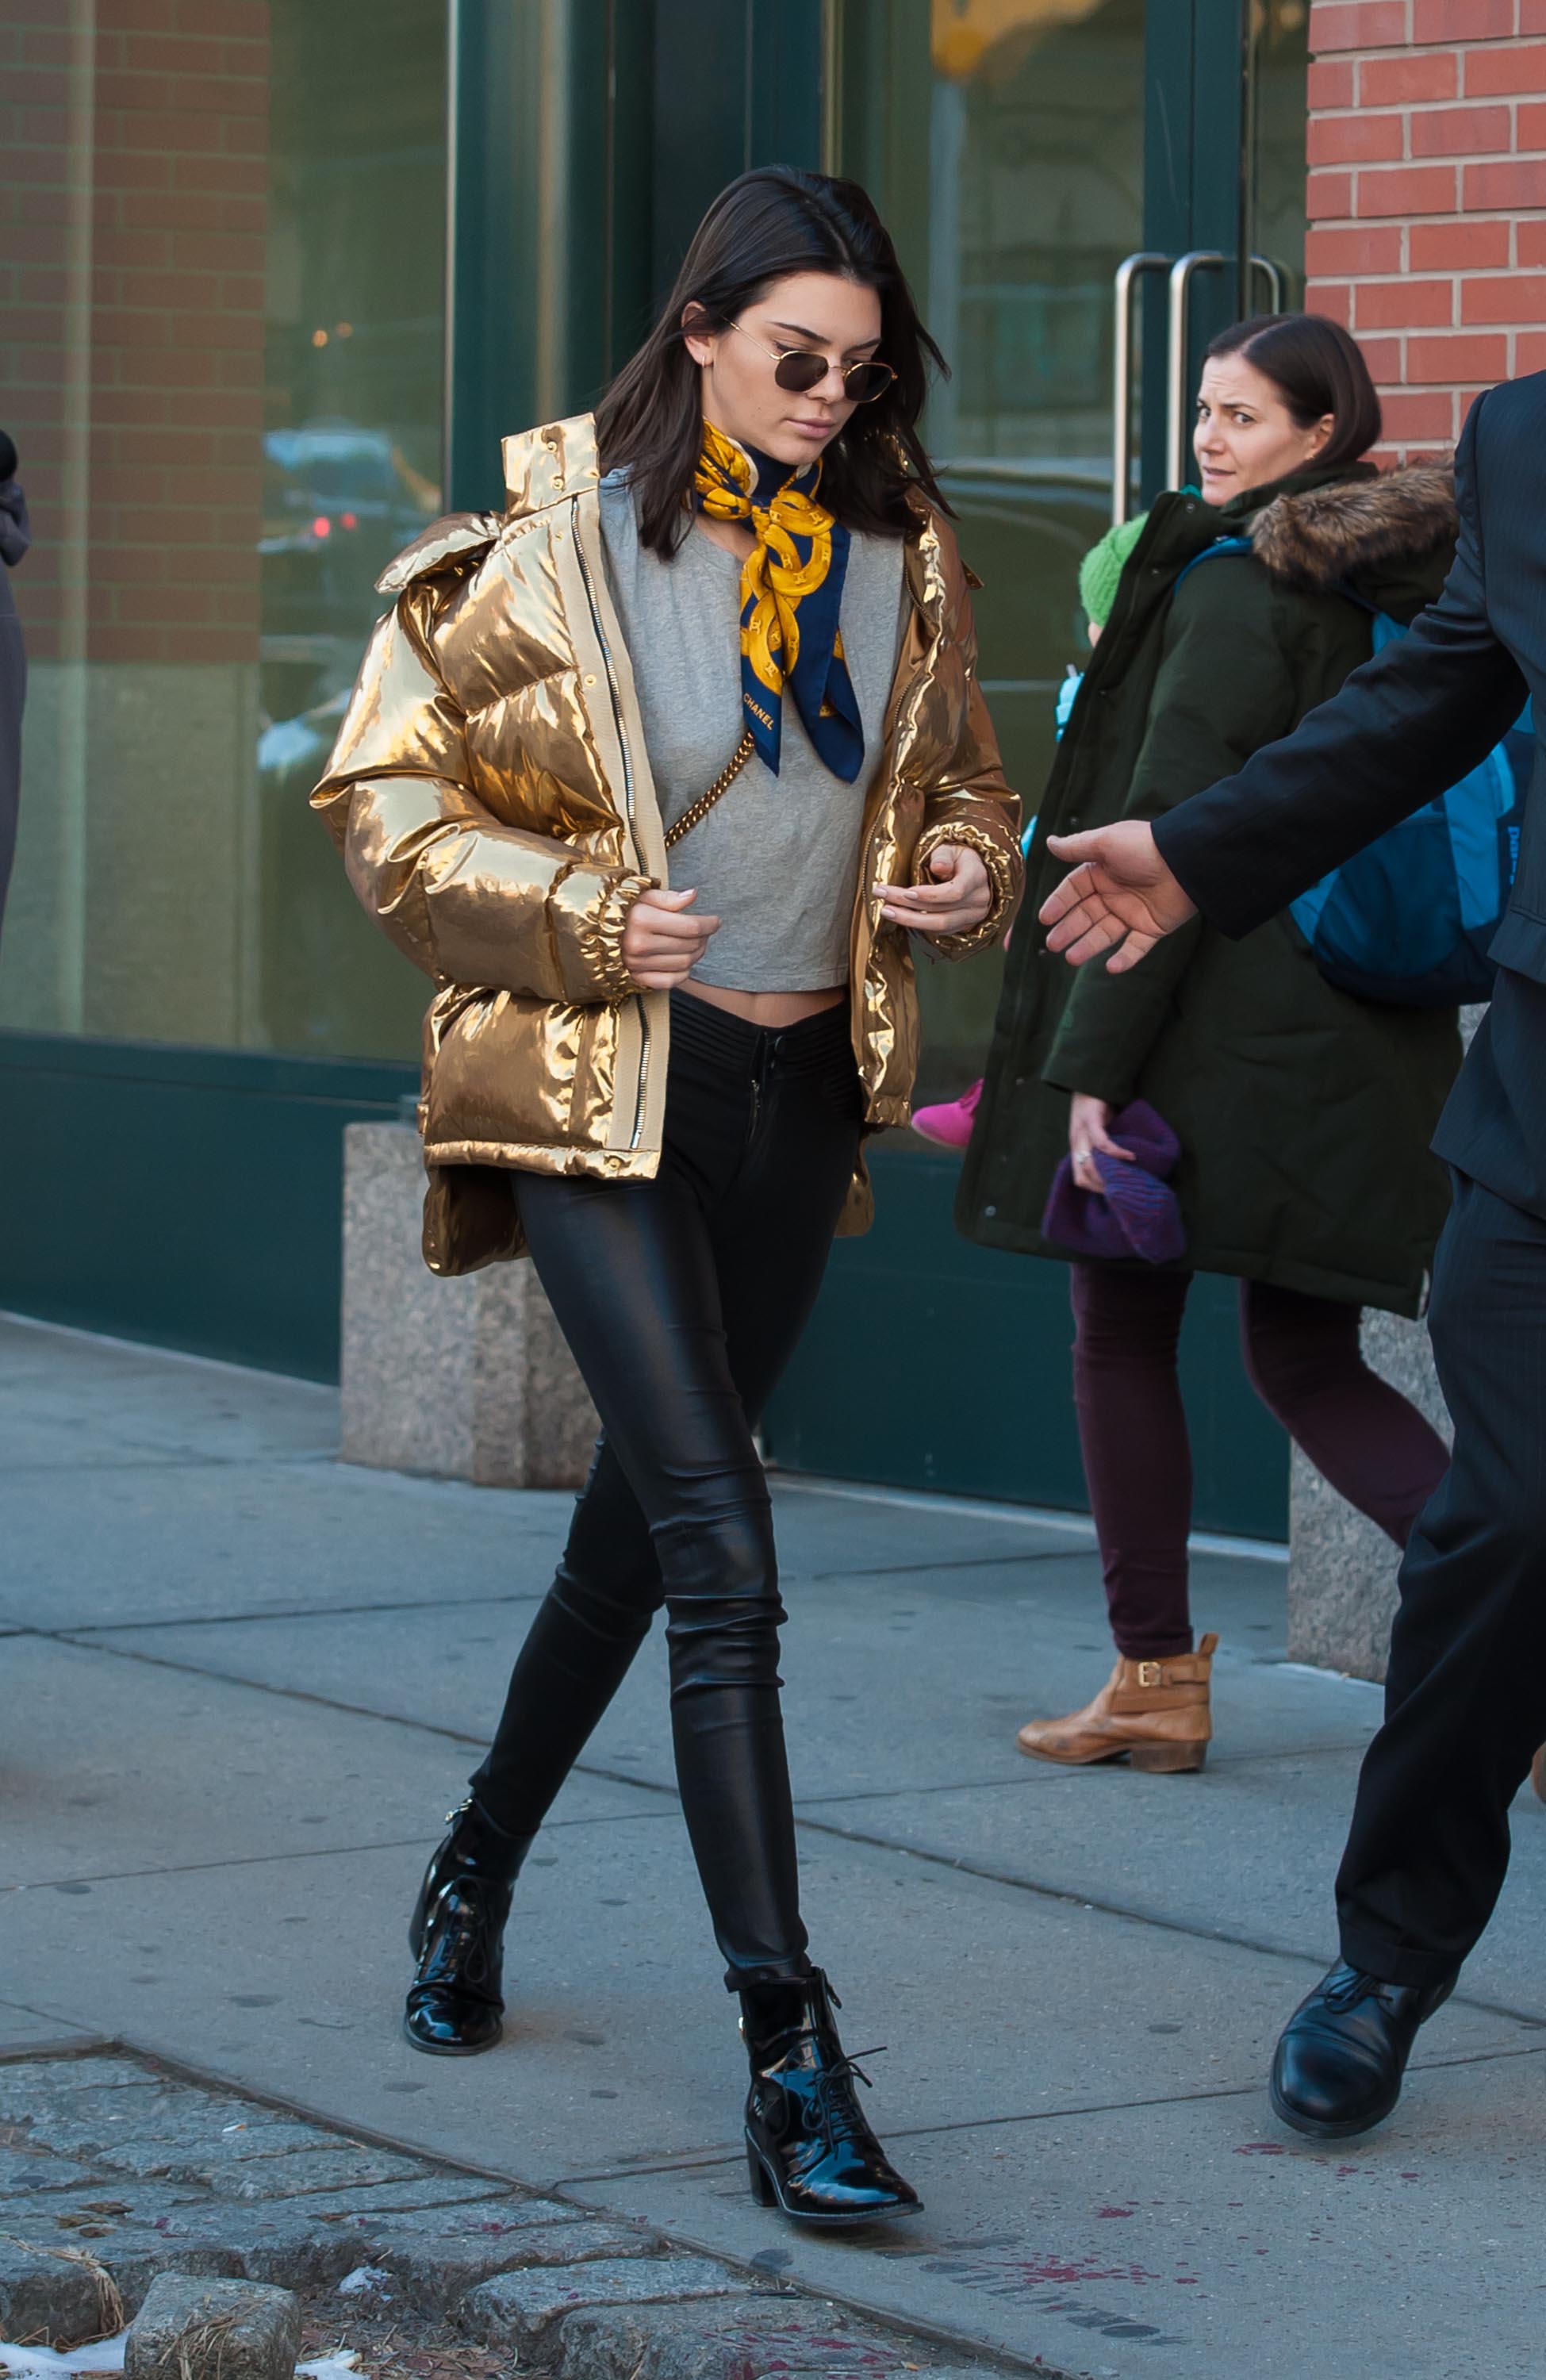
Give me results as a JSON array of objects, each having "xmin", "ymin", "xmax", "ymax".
[
  {"xmin": 447, "ymin": 0, "xmax": 824, "ymax": 505},
  {"xmin": 1140, "ymin": 0, "xmax": 1251, "ymax": 502},
  {"xmin": 446, "ymin": 0, "xmax": 660, "ymax": 507},
  {"xmin": 444, "ymin": 0, "xmax": 534, "ymax": 508},
  {"xmin": 650, "ymin": 0, "xmax": 824, "ymax": 302}
]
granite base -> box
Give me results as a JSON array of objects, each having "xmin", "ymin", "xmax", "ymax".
[{"xmin": 340, "ymin": 1123, "xmax": 599, "ymax": 1488}]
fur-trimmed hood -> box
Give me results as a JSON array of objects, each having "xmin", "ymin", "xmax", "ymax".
[{"xmin": 1249, "ymin": 462, "xmax": 1457, "ymax": 595}]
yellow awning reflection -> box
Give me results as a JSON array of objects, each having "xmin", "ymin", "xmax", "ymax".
[{"xmin": 931, "ymin": 0, "xmax": 1106, "ymax": 79}]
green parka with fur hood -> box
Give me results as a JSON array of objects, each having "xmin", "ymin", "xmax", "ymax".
[{"xmin": 958, "ymin": 459, "xmax": 1464, "ymax": 1317}]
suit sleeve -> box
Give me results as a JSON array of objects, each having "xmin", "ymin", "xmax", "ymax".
[
  {"xmin": 1155, "ymin": 392, "xmax": 1529, "ymax": 939},
  {"xmin": 1042, "ymin": 554, "xmax": 1295, "ymax": 1104}
]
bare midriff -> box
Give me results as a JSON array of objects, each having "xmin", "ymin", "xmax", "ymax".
[{"xmin": 680, "ymin": 982, "xmax": 847, "ymax": 1027}]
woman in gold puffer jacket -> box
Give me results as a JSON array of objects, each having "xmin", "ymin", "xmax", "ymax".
[{"xmin": 313, "ymin": 167, "xmax": 1019, "ymax": 2228}]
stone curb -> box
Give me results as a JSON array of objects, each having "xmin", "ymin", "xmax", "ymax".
[{"xmin": 0, "ymin": 2050, "xmax": 1048, "ymax": 2380}]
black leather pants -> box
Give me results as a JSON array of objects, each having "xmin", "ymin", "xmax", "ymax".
[{"xmin": 470, "ymin": 989, "xmax": 863, "ymax": 1990}]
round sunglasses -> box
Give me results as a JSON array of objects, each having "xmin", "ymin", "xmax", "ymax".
[{"xmin": 729, "ymin": 321, "xmax": 896, "ymax": 405}]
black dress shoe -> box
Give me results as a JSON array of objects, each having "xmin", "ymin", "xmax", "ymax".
[
  {"xmin": 742, "ymin": 1970, "xmax": 921, "ymax": 2227},
  {"xmin": 1271, "ymin": 1960, "xmax": 1458, "ymax": 2140},
  {"xmin": 404, "ymin": 1798, "xmax": 531, "ymax": 2057}
]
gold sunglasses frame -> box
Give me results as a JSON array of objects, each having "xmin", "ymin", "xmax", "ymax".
[{"xmin": 726, "ymin": 320, "xmax": 896, "ymax": 405}]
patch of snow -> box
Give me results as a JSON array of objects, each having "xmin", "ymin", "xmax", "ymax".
[{"xmin": 0, "ymin": 2330, "xmax": 130, "ymax": 2378}]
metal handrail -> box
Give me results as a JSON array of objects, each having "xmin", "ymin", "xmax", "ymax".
[
  {"xmin": 1251, "ymin": 253, "xmax": 1287, "ymax": 312},
  {"xmin": 1111, "ymin": 251, "xmax": 1171, "ymax": 525},
  {"xmin": 1166, "ymin": 251, "xmax": 1226, "ymax": 491}
]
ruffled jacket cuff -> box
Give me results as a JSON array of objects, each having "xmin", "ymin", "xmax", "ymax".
[
  {"xmin": 561, "ymin": 867, "xmax": 655, "ymax": 1001},
  {"xmin": 911, "ymin": 822, "xmax": 1022, "ymax": 959}
]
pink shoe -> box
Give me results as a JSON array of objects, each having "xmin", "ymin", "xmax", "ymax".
[{"xmin": 910, "ymin": 1079, "xmax": 983, "ymax": 1150}]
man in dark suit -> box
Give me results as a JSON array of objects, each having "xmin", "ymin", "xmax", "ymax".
[{"xmin": 1041, "ymin": 373, "xmax": 1545, "ymax": 2142}]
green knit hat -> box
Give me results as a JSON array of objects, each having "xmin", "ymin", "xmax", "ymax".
[{"xmin": 1077, "ymin": 512, "xmax": 1149, "ymax": 628}]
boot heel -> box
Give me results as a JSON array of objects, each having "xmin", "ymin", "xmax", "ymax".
[
  {"xmin": 1130, "ymin": 1741, "xmax": 1206, "ymax": 1773},
  {"xmin": 746, "ymin": 2142, "xmax": 777, "ymax": 2207}
]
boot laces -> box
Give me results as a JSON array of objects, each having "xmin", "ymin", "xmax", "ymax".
[
  {"xmin": 810, "ymin": 2044, "xmax": 885, "ymax": 2142},
  {"xmin": 417, "ymin": 1878, "xmax": 502, "ymax": 1995},
  {"xmin": 1322, "ymin": 1968, "xmax": 1384, "ymax": 2013}
]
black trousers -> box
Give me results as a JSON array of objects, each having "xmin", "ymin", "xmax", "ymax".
[
  {"xmin": 1337, "ymin": 1170, "xmax": 1546, "ymax": 1985},
  {"xmin": 470, "ymin": 990, "xmax": 862, "ymax": 1990}
]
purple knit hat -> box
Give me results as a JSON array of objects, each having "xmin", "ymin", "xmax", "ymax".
[{"xmin": 1041, "ymin": 1099, "xmax": 1187, "ymax": 1265}]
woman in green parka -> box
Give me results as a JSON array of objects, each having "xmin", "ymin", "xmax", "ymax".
[{"xmin": 959, "ymin": 314, "xmax": 1460, "ymax": 1772}]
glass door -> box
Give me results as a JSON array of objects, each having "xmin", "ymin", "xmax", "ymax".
[
  {"xmin": 831, "ymin": 0, "xmax": 1307, "ymax": 1100},
  {"xmin": 838, "ymin": 0, "xmax": 1148, "ymax": 1100},
  {"xmin": 761, "ymin": 0, "xmax": 1309, "ymax": 1530}
]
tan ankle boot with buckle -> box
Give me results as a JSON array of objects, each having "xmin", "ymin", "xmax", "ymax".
[{"xmin": 1016, "ymin": 1634, "xmax": 1218, "ymax": 1772}]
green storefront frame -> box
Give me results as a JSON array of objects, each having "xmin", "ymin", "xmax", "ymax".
[
  {"xmin": 0, "ymin": 1035, "xmax": 415, "ymax": 1382},
  {"xmin": 0, "ymin": 0, "xmax": 1294, "ymax": 1537}
]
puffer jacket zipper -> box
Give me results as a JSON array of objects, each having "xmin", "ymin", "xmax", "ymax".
[{"xmin": 574, "ymin": 520, "xmax": 649, "ymax": 1154}]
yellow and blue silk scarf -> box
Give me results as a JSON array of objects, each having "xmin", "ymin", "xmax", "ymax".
[{"xmin": 692, "ymin": 422, "xmax": 864, "ymax": 783}]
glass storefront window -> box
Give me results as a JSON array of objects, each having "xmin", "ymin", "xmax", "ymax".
[
  {"xmin": 1249, "ymin": 0, "xmax": 1310, "ymax": 307},
  {"xmin": 836, "ymin": 0, "xmax": 1145, "ymax": 1101},
  {"xmin": 834, "ymin": 0, "xmax": 1309, "ymax": 1104},
  {"xmin": 0, "ymin": 0, "xmax": 446, "ymax": 1061}
]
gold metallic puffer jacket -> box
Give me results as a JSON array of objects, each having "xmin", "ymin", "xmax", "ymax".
[{"xmin": 313, "ymin": 414, "xmax": 1022, "ymax": 1276}]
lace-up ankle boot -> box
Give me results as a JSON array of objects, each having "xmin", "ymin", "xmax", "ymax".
[
  {"xmin": 1270, "ymin": 1960, "xmax": 1457, "ymax": 2139},
  {"xmin": 1016, "ymin": 1633, "xmax": 1218, "ymax": 1772},
  {"xmin": 741, "ymin": 1969, "xmax": 921, "ymax": 2227},
  {"xmin": 405, "ymin": 1798, "xmax": 532, "ymax": 2056}
]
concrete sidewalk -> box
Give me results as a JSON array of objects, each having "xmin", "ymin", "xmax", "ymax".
[{"xmin": 4, "ymin": 1313, "xmax": 1543, "ymax": 2380}]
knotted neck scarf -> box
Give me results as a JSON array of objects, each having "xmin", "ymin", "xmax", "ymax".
[{"xmin": 692, "ymin": 420, "xmax": 864, "ymax": 783}]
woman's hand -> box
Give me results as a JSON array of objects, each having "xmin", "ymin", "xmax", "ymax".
[
  {"xmin": 1068, "ymin": 1092, "xmax": 1134, "ymax": 1195},
  {"xmin": 876, "ymin": 840, "xmax": 993, "ymax": 939},
  {"xmin": 623, "ymin": 885, "xmax": 720, "ymax": 990}
]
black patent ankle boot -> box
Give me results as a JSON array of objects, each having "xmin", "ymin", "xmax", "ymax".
[
  {"xmin": 742, "ymin": 1969, "xmax": 921, "ymax": 2227},
  {"xmin": 404, "ymin": 1798, "xmax": 532, "ymax": 2056}
]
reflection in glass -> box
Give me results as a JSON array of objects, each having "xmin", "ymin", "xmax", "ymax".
[
  {"xmin": 1249, "ymin": 0, "xmax": 1310, "ymax": 309},
  {"xmin": 0, "ymin": 0, "xmax": 445, "ymax": 1062},
  {"xmin": 838, "ymin": 0, "xmax": 1143, "ymax": 1098},
  {"xmin": 256, "ymin": 1, "xmax": 446, "ymax": 1059}
]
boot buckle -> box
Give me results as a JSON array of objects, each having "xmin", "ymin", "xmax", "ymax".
[{"xmin": 1137, "ymin": 1660, "xmax": 1163, "ymax": 1687}]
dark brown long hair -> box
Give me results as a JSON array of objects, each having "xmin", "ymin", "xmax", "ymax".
[
  {"xmin": 595, "ymin": 167, "xmax": 949, "ymax": 555},
  {"xmin": 1204, "ymin": 313, "xmax": 1383, "ymax": 469}
]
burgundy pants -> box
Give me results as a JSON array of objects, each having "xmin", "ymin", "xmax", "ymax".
[{"xmin": 1069, "ymin": 1265, "xmax": 1452, "ymax": 1662}]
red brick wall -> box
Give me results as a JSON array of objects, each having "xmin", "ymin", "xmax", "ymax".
[
  {"xmin": 1306, "ymin": 0, "xmax": 1546, "ymax": 460},
  {"xmin": 0, "ymin": 0, "xmax": 268, "ymax": 665},
  {"xmin": 2, "ymin": 0, "xmax": 84, "ymax": 666}
]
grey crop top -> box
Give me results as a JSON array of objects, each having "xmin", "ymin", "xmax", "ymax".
[{"xmin": 597, "ymin": 474, "xmax": 907, "ymax": 992}]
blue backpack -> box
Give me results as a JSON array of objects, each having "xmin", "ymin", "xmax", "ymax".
[{"xmin": 1181, "ymin": 538, "xmax": 1529, "ymax": 1007}]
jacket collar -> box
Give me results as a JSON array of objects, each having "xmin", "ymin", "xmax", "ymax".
[
  {"xmin": 501, "ymin": 414, "xmax": 600, "ymax": 514},
  {"xmin": 1218, "ymin": 458, "xmax": 1377, "ymax": 528},
  {"xmin": 1245, "ymin": 463, "xmax": 1458, "ymax": 597}
]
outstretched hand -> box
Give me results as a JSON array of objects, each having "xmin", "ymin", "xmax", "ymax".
[{"xmin": 1038, "ymin": 823, "xmax": 1197, "ymax": 973}]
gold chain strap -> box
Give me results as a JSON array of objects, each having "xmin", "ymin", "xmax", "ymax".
[{"xmin": 663, "ymin": 729, "xmax": 755, "ymax": 851}]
